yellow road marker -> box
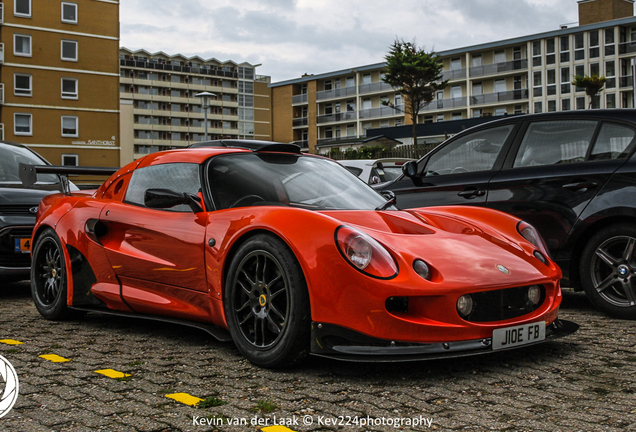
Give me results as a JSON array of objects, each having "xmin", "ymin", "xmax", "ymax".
[
  {"xmin": 262, "ymin": 426, "xmax": 298, "ymax": 432},
  {"xmin": 39, "ymin": 354, "xmax": 70, "ymax": 363},
  {"xmin": 0, "ymin": 339, "xmax": 24, "ymax": 345},
  {"xmin": 95, "ymin": 369, "xmax": 131, "ymax": 379},
  {"xmin": 165, "ymin": 392, "xmax": 203, "ymax": 406}
]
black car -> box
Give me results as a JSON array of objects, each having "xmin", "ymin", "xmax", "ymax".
[
  {"xmin": 377, "ymin": 109, "xmax": 636, "ymax": 319},
  {"xmin": 0, "ymin": 141, "xmax": 67, "ymax": 280}
]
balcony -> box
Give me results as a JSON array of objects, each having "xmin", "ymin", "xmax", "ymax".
[
  {"xmin": 358, "ymin": 81, "xmax": 393, "ymax": 95},
  {"xmin": 442, "ymin": 68, "xmax": 467, "ymax": 81},
  {"xmin": 469, "ymin": 59, "xmax": 528, "ymax": 78},
  {"xmin": 421, "ymin": 96, "xmax": 467, "ymax": 111},
  {"xmin": 292, "ymin": 94, "xmax": 308, "ymax": 104},
  {"xmin": 316, "ymin": 86, "xmax": 358, "ymax": 100},
  {"xmin": 470, "ymin": 89, "xmax": 528, "ymax": 106},
  {"xmin": 316, "ymin": 111, "xmax": 357, "ymax": 124},
  {"xmin": 359, "ymin": 105, "xmax": 403, "ymax": 119},
  {"xmin": 293, "ymin": 117, "xmax": 308, "ymax": 127},
  {"xmin": 619, "ymin": 41, "xmax": 636, "ymax": 55},
  {"xmin": 120, "ymin": 59, "xmax": 239, "ymax": 78}
]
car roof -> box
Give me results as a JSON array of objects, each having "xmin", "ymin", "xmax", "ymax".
[{"xmin": 471, "ymin": 109, "xmax": 636, "ymax": 129}]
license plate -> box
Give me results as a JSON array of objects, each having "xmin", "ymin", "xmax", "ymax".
[
  {"xmin": 492, "ymin": 321, "xmax": 545, "ymax": 350},
  {"xmin": 14, "ymin": 238, "xmax": 32, "ymax": 253}
]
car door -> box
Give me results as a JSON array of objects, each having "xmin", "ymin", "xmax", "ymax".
[
  {"xmin": 99, "ymin": 163, "xmax": 208, "ymax": 295},
  {"xmin": 487, "ymin": 119, "xmax": 634, "ymax": 254},
  {"xmin": 387, "ymin": 123, "xmax": 518, "ymax": 209}
]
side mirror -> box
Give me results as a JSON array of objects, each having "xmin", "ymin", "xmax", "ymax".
[
  {"xmin": 144, "ymin": 188, "xmax": 203, "ymax": 212},
  {"xmin": 402, "ymin": 161, "xmax": 419, "ymax": 178}
]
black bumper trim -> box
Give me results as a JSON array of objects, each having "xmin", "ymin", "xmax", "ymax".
[{"xmin": 310, "ymin": 319, "xmax": 578, "ymax": 362}]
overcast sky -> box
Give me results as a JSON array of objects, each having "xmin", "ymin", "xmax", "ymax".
[{"xmin": 120, "ymin": 0, "xmax": 591, "ymax": 83}]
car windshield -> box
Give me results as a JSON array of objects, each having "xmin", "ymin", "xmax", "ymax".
[
  {"xmin": 207, "ymin": 153, "xmax": 389, "ymax": 210},
  {"xmin": 0, "ymin": 144, "xmax": 58, "ymax": 185}
]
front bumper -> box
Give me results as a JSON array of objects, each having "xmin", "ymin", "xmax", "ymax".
[
  {"xmin": 0, "ymin": 225, "xmax": 33, "ymax": 278},
  {"xmin": 310, "ymin": 319, "xmax": 578, "ymax": 362}
]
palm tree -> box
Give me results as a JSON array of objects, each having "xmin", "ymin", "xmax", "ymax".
[{"xmin": 572, "ymin": 75, "xmax": 608, "ymax": 109}]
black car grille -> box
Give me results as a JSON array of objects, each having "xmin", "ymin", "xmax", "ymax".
[
  {"xmin": 0, "ymin": 227, "xmax": 33, "ymax": 267},
  {"xmin": 0, "ymin": 205, "xmax": 36, "ymax": 216},
  {"xmin": 464, "ymin": 285, "xmax": 545, "ymax": 323}
]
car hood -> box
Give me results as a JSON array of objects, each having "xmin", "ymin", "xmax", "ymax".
[
  {"xmin": 0, "ymin": 186, "xmax": 56, "ymax": 206},
  {"xmin": 320, "ymin": 208, "xmax": 555, "ymax": 287}
]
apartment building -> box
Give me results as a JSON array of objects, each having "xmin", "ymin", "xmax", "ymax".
[
  {"xmin": 119, "ymin": 48, "xmax": 270, "ymax": 164},
  {"xmin": 270, "ymin": 0, "xmax": 636, "ymax": 154},
  {"xmin": 0, "ymin": 0, "xmax": 120, "ymax": 167}
]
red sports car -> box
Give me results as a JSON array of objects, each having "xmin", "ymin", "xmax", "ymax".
[{"xmin": 26, "ymin": 140, "xmax": 577, "ymax": 367}]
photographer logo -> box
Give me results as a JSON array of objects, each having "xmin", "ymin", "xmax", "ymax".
[{"xmin": 0, "ymin": 355, "xmax": 19, "ymax": 418}]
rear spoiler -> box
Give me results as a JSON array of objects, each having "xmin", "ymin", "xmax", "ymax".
[{"xmin": 19, "ymin": 163, "xmax": 119, "ymax": 195}]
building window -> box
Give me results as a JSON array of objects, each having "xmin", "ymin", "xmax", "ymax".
[
  {"xmin": 560, "ymin": 36, "xmax": 570, "ymax": 62},
  {"xmin": 514, "ymin": 105, "xmax": 524, "ymax": 114},
  {"xmin": 451, "ymin": 57, "xmax": 462, "ymax": 70},
  {"xmin": 574, "ymin": 65, "xmax": 585, "ymax": 91},
  {"xmin": 494, "ymin": 79, "xmax": 506, "ymax": 93},
  {"xmin": 494, "ymin": 50, "xmax": 506, "ymax": 64},
  {"xmin": 61, "ymin": 2, "xmax": 78, "ymax": 24},
  {"xmin": 590, "ymin": 63, "xmax": 600, "ymax": 77},
  {"xmin": 62, "ymin": 154, "xmax": 78, "ymax": 166},
  {"xmin": 14, "ymin": 34, "xmax": 32, "ymax": 57},
  {"xmin": 532, "ymin": 41, "xmax": 542, "ymax": 67},
  {"xmin": 14, "ymin": 113, "xmax": 32, "ymax": 135},
  {"xmin": 61, "ymin": 77, "xmax": 78, "ymax": 99},
  {"xmin": 605, "ymin": 28, "xmax": 615, "ymax": 56},
  {"xmin": 534, "ymin": 102, "xmax": 543, "ymax": 114},
  {"xmin": 324, "ymin": 80, "xmax": 332, "ymax": 91},
  {"xmin": 562, "ymin": 99, "xmax": 571, "ymax": 111},
  {"xmin": 606, "ymin": 93, "xmax": 616, "ymax": 109},
  {"xmin": 14, "ymin": 0, "xmax": 31, "ymax": 17},
  {"xmin": 494, "ymin": 108, "xmax": 507, "ymax": 116},
  {"xmin": 561, "ymin": 67, "xmax": 570, "ymax": 94},
  {"xmin": 451, "ymin": 86, "xmax": 462, "ymax": 99},
  {"xmin": 436, "ymin": 114, "xmax": 444, "ymax": 122},
  {"xmin": 472, "ymin": 54, "xmax": 482, "ymax": 67},
  {"xmin": 547, "ymin": 100, "xmax": 557, "ymax": 112},
  {"xmin": 547, "ymin": 69, "xmax": 556, "ymax": 96},
  {"xmin": 346, "ymin": 100, "xmax": 355, "ymax": 111},
  {"xmin": 362, "ymin": 73, "xmax": 371, "ymax": 85},
  {"xmin": 14, "ymin": 74, "xmax": 32, "ymax": 96},
  {"xmin": 606, "ymin": 61, "xmax": 616, "ymax": 88},
  {"xmin": 61, "ymin": 40, "xmax": 78, "ymax": 61},
  {"xmin": 574, "ymin": 33, "xmax": 585, "ymax": 60},
  {"xmin": 452, "ymin": 112, "xmax": 463, "ymax": 120},
  {"xmin": 589, "ymin": 30, "xmax": 600, "ymax": 58},
  {"xmin": 546, "ymin": 38, "xmax": 556, "ymax": 65},
  {"xmin": 61, "ymin": 116, "xmax": 78, "ymax": 137},
  {"xmin": 576, "ymin": 96, "xmax": 586, "ymax": 110},
  {"xmin": 473, "ymin": 108, "xmax": 482, "ymax": 118},
  {"xmin": 533, "ymin": 71, "xmax": 542, "ymax": 97}
]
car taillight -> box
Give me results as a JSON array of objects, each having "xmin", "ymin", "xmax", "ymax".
[
  {"xmin": 335, "ymin": 226, "xmax": 398, "ymax": 279},
  {"xmin": 517, "ymin": 221, "xmax": 551, "ymax": 260}
]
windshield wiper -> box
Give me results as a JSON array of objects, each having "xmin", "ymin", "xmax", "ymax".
[{"xmin": 375, "ymin": 190, "xmax": 396, "ymax": 211}]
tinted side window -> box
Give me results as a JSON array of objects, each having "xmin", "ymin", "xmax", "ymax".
[
  {"xmin": 514, "ymin": 120, "xmax": 598, "ymax": 167},
  {"xmin": 425, "ymin": 125, "xmax": 514, "ymax": 176},
  {"xmin": 345, "ymin": 166, "xmax": 363, "ymax": 177},
  {"xmin": 125, "ymin": 163, "xmax": 200, "ymax": 212},
  {"xmin": 590, "ymin": 123, "xmax": 636, "ymax": 161}
]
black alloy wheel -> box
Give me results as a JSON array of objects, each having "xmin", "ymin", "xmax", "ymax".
[
  {"xmin": 225, "ymin": 234, "xmax": 310, "ymax": 367},
  {"xmin": 31, "ymin": 228, "xmax": 75, "ymax": 320},
  {"xmin": 581, "ymin": 224, "xmax": 636, "ymax": 319}
]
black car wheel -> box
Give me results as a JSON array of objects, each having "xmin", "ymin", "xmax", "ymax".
[
  {"xmin": 31, "ymin": 228, "xmax": 75, "ymax": 320},
  {"xmin": 581, "ymin": 224, "xmax": 636, "ymax": 319},
  {"xmin": 225, "ymin": 234, "xmax": 310, "ymax": 367}
]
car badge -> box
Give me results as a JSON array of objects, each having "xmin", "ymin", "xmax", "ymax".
[
  {"xmin": 497, "ymin": 264, "xmax": 510, "ymax": 274},
  {"xmin": 29, "ymin": 207, "xmax": 38, "ymax": 214}
]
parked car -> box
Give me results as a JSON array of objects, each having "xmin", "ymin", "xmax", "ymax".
[
  {"xmin": 340, "ymin": 158, "xmax": 414, "ymax": 184},
  {"xmin": 0, "ymin": 141, "xmax": 69, "ymax": 280},
  {"xmin": 376, "ymin": 109, "xmax": 636, "ymax": 319},
  {"xmin": 27, "ymin": 140, "xmax": 575, "ymax": 367}
]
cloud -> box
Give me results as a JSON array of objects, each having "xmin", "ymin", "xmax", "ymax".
[{"xmin": 119, "ymin": 0, "xmax": 599, "ymax": 81}]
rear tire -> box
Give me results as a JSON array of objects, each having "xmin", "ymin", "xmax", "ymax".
[
  {"xmin": 31, "ymin": 228, "xmax": 76, "ymax": 320},
  {"xmin": 580, "ymin": 224, "xmax": 636, "ymax": 319},
  {"xmin": 224, "ymin": 234, "xmax": 310, "ymax": 367}
]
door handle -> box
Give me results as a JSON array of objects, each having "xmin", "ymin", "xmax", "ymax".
[
  {"xmin": 457, "ymin": 189, "xmax": 486, "ymax": 199},
  {"xmin": 563, "ymin": 182, "xmax": 597, "ymax": 191}
]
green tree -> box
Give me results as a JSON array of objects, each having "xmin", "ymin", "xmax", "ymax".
[
  {"xmin": 382, "ymin": 39, "xmax": 448, "ymax": 148},
  {"xmin": 572, "ymin": 75, "xmax": 608, "ymax": 109}
]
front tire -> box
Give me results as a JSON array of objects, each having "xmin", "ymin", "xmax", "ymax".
[
  {"xmin": 580, "ymin": 224, "xmax": 636, "ymax": 319},
  {"xmin": 224, "ymin": 234, "xmax": 310, "ymax": 367},
  {"xmin": 31, "ymin": 228, "xmax": 75, "ymax": 320}
]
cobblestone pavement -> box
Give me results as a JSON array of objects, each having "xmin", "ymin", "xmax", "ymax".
[{"xmin": 0, "ymin": 281, "xmax": 635, "ymax": 432}]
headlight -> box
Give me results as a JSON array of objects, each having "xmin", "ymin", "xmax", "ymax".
[
  {"xmin": 335, "ymin": 226, "xmax": 398, "ymax": 279},
  {"xmin": 413, "ymin": 259, "xmax": 431, "ymax": 280},
  {"xmin": 517, "ymin": 221, "xmax": 551, "ymax": 260},
  {"xmin": 457, "ymin": 295, "xmax": 474, "ymax": 318}
]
